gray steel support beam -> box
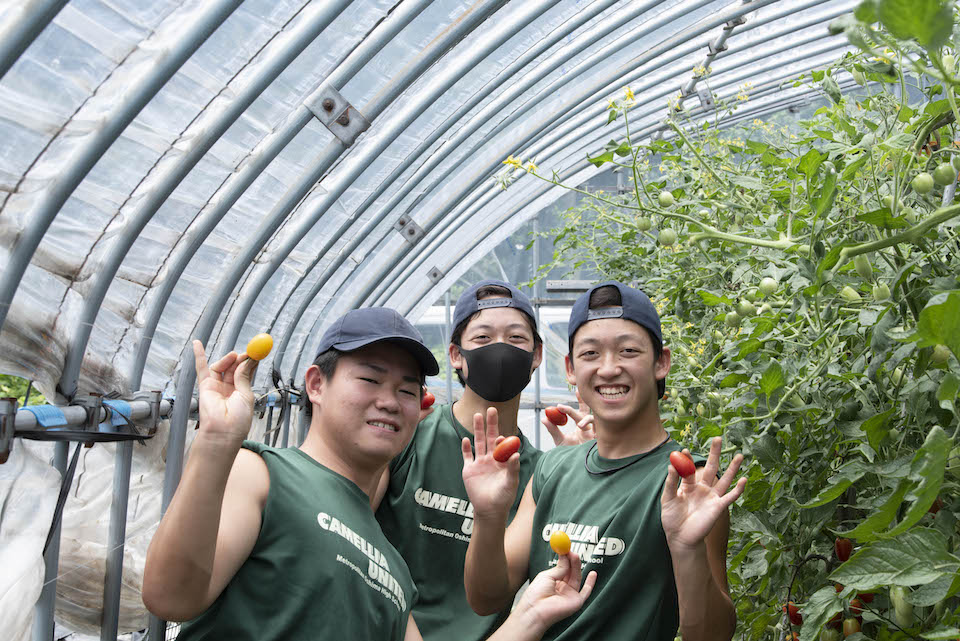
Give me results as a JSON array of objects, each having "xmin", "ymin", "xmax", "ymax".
[
  {"xmin": 0, "ymin": 0, "xmax": 68, "ymax": 81},
  {"xmin": 0, "ymin": 0, "xmax": 244, "ymax": 337},
  {"xmin": 32, "ymin": 441, "xmax": 68, "ymax": 641},
  {"xmin": 57, "ymin": 0, "xmax": 352, "ymax": 401},
  {"xmin": 128, "ymin": 0, "xmax": 434, "ymax": 390},
  {"xmin": 215, "ymin": 0, "xmax": 561, "ymax": 366},
  {"xmin": 100, "ymin": 440, "xmax": 133, "ymax": 641}
]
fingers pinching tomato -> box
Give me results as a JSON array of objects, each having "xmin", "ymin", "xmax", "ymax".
[
  {"xmin": 544, "ymin": 406, "xmax": 567, "ymax": 426},
  {"xmin": 245, "ymin": 333, "xmax": 273, "ymax": 361},
  {"xmin": 493, "ymin": 435, "xmax": 521, "ymax": 463},
  {"xmin": 550, "ymin": 531, "xmax": 571, "ymax": 555},
  {"xmin": 421, "ymin": 391, "xmax": 435, "ymax": 410},
  {"xmin": 669, "ymin": 450, "xmax": 696, "ymax": 478}
]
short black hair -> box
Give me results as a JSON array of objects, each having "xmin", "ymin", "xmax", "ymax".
[
  {"xmin": 303, "ymin": 347, "xmax": 424, "ymax": 417},
  {"xmin": 450, "ymin": 285, "xmax": 542, "ymax": 386},
  {"xmin": 586, "ymin": 285, "xmax": 663, "ymax": 363}
]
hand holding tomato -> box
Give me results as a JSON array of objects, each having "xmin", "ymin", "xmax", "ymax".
[
  {"xmin": 192, "ymin": 340, "xmax": 257, "ymax": 444},
  {"xmin": 513, "ymin": 552, "xmax": 596, "ymax": 632},
  {"xmin": 543, "ymin": 389, "xmax": 596, "ymax": 447},
  {"xmin": 660, "ymin": 436, "xmax": 746, "ymax": 551},
  {"xmin": 461, "ymin": 407, "xmax": 520, "ymax": 520}
]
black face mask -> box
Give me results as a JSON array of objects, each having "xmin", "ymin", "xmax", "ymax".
[{"xmin": 457, "ymin": 343, "xmax": 535, "ymax": 402}]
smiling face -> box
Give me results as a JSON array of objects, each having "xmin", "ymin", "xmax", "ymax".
[
  {"xmin": 305, "ymin": 342, "xmax": 422, "ymax": 469},
  {"xmin": 565, "ymin": 317, "xmax": 671, "ymax": 430}
]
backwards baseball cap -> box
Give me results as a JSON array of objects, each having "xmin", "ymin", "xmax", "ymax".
[
  {"xmin": 315, "ymin": 307, "xmax": 439, "ymax": 376},
  {"xmin": 567, "ymin": 281, "xmax": 666, "ymax": 398},
  {"xmin": 452, "ymin": 279, "xmax": 537, "ymax": 332}
]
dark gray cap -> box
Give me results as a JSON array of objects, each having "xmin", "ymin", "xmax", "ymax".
[
  {"xmin": 452, "ymin": 279, "xmax": 537, "ymax": 332},
  {"xmin": 315, "ymin": 307, "xmax": 439, "ymax": 376},
  {"xmin": 568, "ymin": 281, "xmax": 665, "ymax": 398}
]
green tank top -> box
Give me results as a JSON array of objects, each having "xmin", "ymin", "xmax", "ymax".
[
  {"xmin": 529, "ymin": 438, "xmax": 704, "ymax": 641},
  {"xmin": 376, "ymin": 403, "xmax": 542, "ymax": 641},
  {"xmin": 177, "ymin": 441, "xmax": 417, "ymax": 641}
]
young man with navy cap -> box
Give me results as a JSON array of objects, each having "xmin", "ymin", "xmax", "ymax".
[
  {"xmin": 462, "ymin": 281, "xmax": 747, "ymax": 641},
  {"xmin": 375, "ymin": 280, "xmax": 594, "ymax": 641},
  {"xmin": 143, "ymin": 307, "xmax": 594, "ymax": 641}
]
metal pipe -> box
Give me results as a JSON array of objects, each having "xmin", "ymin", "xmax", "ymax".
[
  {"xmin": 371, "ymin": 36, "xmax": 845, "ymax": 308},
  {"xmin": 281, "ymin": 390, "xmax": 292, "ymax": 449},
  {"xmin": 129, "ymin": 0, "xmax": 435, "ymax": 390},
  {"xmin": 0, "ymin": 0, "xmax": 244, "ymax": 336},
  {"xmin": 0, "ymin": 0, "xmax": 69, "ymax": 81},
  {"xmin": 216, "ymin": 0, "xmax": 562, "ymax": 366},
  {"xmin": 444, "ymin": 290, "xmax": 452, "ymax": 404},
  {"xmin": 57, "ymin": 0, "xmax": 352, "ymax": 401},
  {"xmin": 33, "ymin": 441, "xmax": 68, "ymax": 641},
  {"xmin": 12, "ymin": 398, "xmax": 183, "ymax": 430},
  {"xmin": 100, "ymin": 440, "xmax": 133, "ymax": 641},
  {"xmin": 263, "ymin": 404, "xmax": 274, "ymax": 445}
]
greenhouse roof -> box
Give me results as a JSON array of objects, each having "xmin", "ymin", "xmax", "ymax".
[{"xmin": 0, "ymin": 0, "xmax": 857, "ymax": 401}]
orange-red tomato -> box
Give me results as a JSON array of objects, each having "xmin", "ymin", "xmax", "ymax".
[
  {"xmin": 783, "ymin": 601, "xmax": 802, "ymax": 626},
  {"xmin": 849, "ymin": 599, "xmax": 863, "ymax": 615},
  {"xmin": 245, "ymin": 333, "xmax": 273, "ymax": 361},
  {"xmin": 544, "ymin": 406, "xmax": 567, "ymax": 426},
  {"xmin": 493, "ymin": 435, "xmax": 521, "ymax": 463},
  {"xmin": 835, "ymin": 538, "xmax": 853, "ymax": 562},
  {"xmin": 669, "ymin": 450, "xmax": 696, "ymax": 478},
  {"xmin": 842, "ymin": 618, "xmax": 860, "ymax": 638},
  {"xmin": 420, "ymin": 391, "xmax": 435, "ymax": 410},
  {"xmin": 549, "ymin": 530, "xmax": 571, "ymax": 555},
  {"xmin": 858, "ymin": 592, "xmax": 874, "ymax": 603}
]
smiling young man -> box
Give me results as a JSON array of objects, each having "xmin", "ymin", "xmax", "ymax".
[
  {"xmin": 462, "ymin": 281, "xmax": 747, "ymax": 641},
  {"xmin": 143, "ymin": 306, "xmax": 594, "ymax": 641},
  {"xmin": 375, "ymin": 280, "xmax": 594, "ymax": 641}
]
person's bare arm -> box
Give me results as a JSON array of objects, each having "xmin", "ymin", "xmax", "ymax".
[
  {"xmin": 662, "ymin": 438, "xmax": 745, "ymax": 641},
  {"xmin": 142, "ymin": 342, "xmax": 267, "ymax": 621}
]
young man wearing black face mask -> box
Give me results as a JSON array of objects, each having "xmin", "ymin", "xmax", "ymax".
[{"xmin": 376, "ymin": 280, "xmax": 586, "ymax": 641}]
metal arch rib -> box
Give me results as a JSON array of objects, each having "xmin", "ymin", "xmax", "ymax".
[
  {"xmin": 281, "ymin": 34, "xmax": 848, "ymax": 372},
  {"xmin": 264, "ymin": 0, "xmax": 633, "ymax": 374},
  {"xmin": 371, "ymin": 38, "xmax": 849, "ymax": 311},
  {"xmin": 126, "ymin": 0, "xmax": 434, "ymax": 391},
  {"xmin": 0, "ymin": 0, "xmax": 244, "ymax": 335},
  {"xmin": 163, "ymin": 0, "xmax": 513, "ymax": 521},
  {"xmin": 0, "ymin": 0, "xmax": 68, "ymax": 81},
  {"xmin": 55, "ymin": 1, "xmax": 352, "ymax": 401},
  {"xmin": 213, "ymin": 0, "xmax": 562, "ymax": 369}
]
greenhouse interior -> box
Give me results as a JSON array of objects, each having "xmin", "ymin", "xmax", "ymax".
[{"xmin": 1, "ymin": 0, "xmax": 958, "ymax": 640}]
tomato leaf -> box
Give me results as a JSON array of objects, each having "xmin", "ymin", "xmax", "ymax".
[
  {"xmin": 759, "ymin": 362, "xmax": 785, "ymax": 396},
  {"xmin": 907, "ymin": 573, "xmax": 955, "ymax": 607},
  {"xmin": 798, "ymin": 149, "xmax": 824, "ymax": 179},
  {"xmin": 799, "ymin": 461, "xmax": 869, "ymax": 508},
  {"xmin": 720, "ymin": 373, "xmax": 749, "ymax": 388},
  {"xmin": 877, "ymin": 0, "xmax": 953, "ymax": 51},
  {"xmin": 798, "ymin": 585, "xmax": 846, "ymax": 641},
  {"xmin": 697, "ymin": 290, "xmax": 734, "ymax": 306},
  {"xmin": 880, "ymin": 426, "xmax": 951, "ymax": 537},
  {"xmin": 909, "ymin": 291, "xmax": 960, "ymax": 361},
  {"xmin": 857, "ymin": 208, "xmax": 910, "ymax": 229},
  {"xmin": 834, "ymin": 482, "xmax": 908, "ymax": 540},
  {"xmin": 587, "ymin": 150, "xmax": 615, "ymax": 167},
  {"xmin": 937, "ymin": 373, "xmax": 959, "ymax": 413},
  {"xmin": 830, "ymin": 528, "xmax": 960, "ymax": 587},
  {"xmin": 860, "ymin": 409, "xmax": 895, "ymax": 451},
  {"xmin": 921, "ymin": 627, "xmax": 960, "ymax": 640}
]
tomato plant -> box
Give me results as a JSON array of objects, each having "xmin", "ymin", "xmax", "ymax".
[
  {"xmin": 514, "ymin": 4, "xmax": 960, "ymax": 640},
  {"xmin": 545, "ymin": 406, "xmax": 568, "ymax": 426},
  {"xmin": 492, "ymin": 435, "xmax": 521, "ymax": 463}
]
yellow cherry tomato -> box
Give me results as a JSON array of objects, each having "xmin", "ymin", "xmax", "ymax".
[
  {"xmin": 550, "ymin": 530, "xmax": 571, "ymax": 556},
  {"xmin": 245, "ymin": 333, "xmax": 273, "ymax": 361}
]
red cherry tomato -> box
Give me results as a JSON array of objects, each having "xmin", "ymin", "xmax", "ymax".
[
  {"xmin": 835, "ymin": 538, "xmax": 853, "ymax": 562},
  {"xmin": 420, "ymin": 391, "xmax": 435, "ymax": 410},
  {"xmin": 544, "ymin": 406, "xmax": 567, "ymax": 426},
  {"xmin": 492, "ymin": 435, "xmax": 521, "ymax": 463},
  {"xmin": 669, "ymin": 450, "xmax": 696, "ymax": 478},
  {"xmin": 245, "ymin": 333, "xmax": 273, "ymax": 361},
  {"xmin": 827, "ymin": 612, "xmax": 842, "ymax": 629},
  {"xmin": 858, "ymin": 592, "xmax": 873, "ymax": 604},
  {"xmin": 849, "ymin": 599, "xmax": 863, "ymax": 615},
  {"xmin": 929, "ymin": 496, "xmax": 943, "ymax": 514},
  {"xmin": 783, "ymin": 601, "xmax": 802, "ymax": 626}
]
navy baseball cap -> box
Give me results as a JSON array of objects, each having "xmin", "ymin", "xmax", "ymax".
[
  {"xmin": 567, "ymin": 281, "xmax": 665, "ymax": 398},
  {"xmin": 315, "ymin": 307, "xmax": 439, "ymax": 376},
  {"xmin": 452, "ymin": 279, "xmax": 537, "ymax": 332}
]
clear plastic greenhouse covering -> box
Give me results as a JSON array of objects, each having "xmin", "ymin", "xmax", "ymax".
[
  {"xmin": 0, "ymin": 0, "xmax": 858, "ymax": 404},
  {"xmin": 0, "ymin": 0, "xmax": 864, "ymax": 639}
]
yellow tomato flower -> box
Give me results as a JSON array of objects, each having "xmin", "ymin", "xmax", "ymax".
[
  {"xmin": 503, "ymin": 155, "xmax": 522, "ymax": 168},
  {"xmin": 525, "ymin": 162, "xmax": 538, "ymax": 173},
  {"xmin": 623, "ymin": 86, "xmax": 635, "ymax": 101}
]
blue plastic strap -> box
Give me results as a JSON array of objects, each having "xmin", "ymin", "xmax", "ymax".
[
  {"xmin": 23, "ymin": 405, "xmax": 67, "ymax": 427},
  {"xmin": 101, "ymin": 399, "xmax": 131, "ymax": 426}
]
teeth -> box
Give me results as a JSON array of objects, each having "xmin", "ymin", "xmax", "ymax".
[
  {"xmin": 597, "ymin": 386, "xmax": 628, "ymax": 398},
  {"xmin": 370, "ymin": 421, "xmax": 398, "ymax": 432}
]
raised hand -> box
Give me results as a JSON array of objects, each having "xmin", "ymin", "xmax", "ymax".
[
  {"xmin": 461, "ymin": 407, "xmax": 519, "ymax": 520},
  {"xmin": 515, "ymin": 553, "xmax": 597, "ymax": 629},
  {"xmin": 543, "ymin": 389, "xmax": 596, "ymax": 447},
  {"xmin": 660, "ymin": 437, "xmax": 746, "ymax": 551},
  {"xmin": 193, "ymin": 340, "xmax": 257, "ymax": 444}
]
